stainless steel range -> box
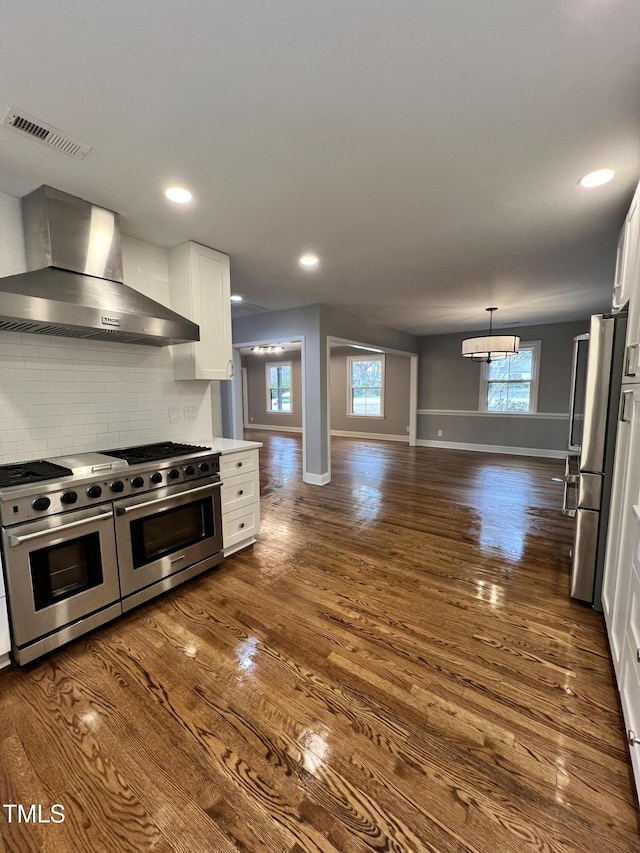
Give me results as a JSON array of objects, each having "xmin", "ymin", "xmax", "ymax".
[{"xmin": 0, "ymin": 442, "xmax": 222, "ymax": 665}]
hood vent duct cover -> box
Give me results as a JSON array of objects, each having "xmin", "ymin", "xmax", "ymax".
[
  {"xmin": 2, "ymin": 108, "xmax": 92, "ymax": 160},
  {"xmin": 0, "ymin": 186, "xmax": 199, "ymax": 346}
]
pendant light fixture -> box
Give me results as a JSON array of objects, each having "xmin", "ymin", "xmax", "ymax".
[{"xmin": 461, "ymin": 307, "xmax": 520, "ymax": 364}]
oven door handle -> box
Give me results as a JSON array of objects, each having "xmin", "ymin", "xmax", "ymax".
[
  {"xmin": 7, "ymin": 508, "xmax": 114, "ymax": 546},
  {"xmin": 115, "ymin": 480, "xmax": 221, "ymax": 516}
]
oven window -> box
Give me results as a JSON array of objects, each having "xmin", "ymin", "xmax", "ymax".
[
  {"xmin": 30, "ymin": 533, "xmax": 104, "ymax": 611},
  {"xmin": 130, "ymin": 497, "xmax": 214, "ymax": 568}
]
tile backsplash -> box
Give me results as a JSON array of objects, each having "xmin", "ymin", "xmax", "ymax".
[{"xmin": 0, "ymin": 190, "xmax": 214, "ymax": 463}]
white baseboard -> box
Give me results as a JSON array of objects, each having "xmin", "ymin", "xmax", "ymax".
[
  {"xmin": 245, "ymin": 424, "xmax": 408, "ymax": 443},
  {"xmin": 416, "ymin": 439, "xmax": 566, "ymax": 459},
  {"xmin": 330, "ymin": 429, "xmax": 409, "ymax": 442},
  {"xmin": 244, "ymin": 423, "xmax": 302, "ymax": 433},
  {"xmin": 303, "ymin": 471, "xmax": 331, "ymax": 486}
]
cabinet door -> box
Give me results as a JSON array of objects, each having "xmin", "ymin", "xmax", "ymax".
[
  {"xmin": 603, "ymin": 388, "xmax": 640, "ymax": 680},
  {"xmin": 620, "ymin": 581, "xmax": 640, "ymax": 802},
  {"xmin": 170, "ymin": 242, "xmax": 233, "ymax": 381},
  {"xmin": 189, "ymin": 243, "xmax": 233, "ymax": 381},
  {"xmin": 622, "ymin": 187, "xmax": 640, "ymax": 384},
  {"xmin": 612, "ymin": 227, "xmax": 626, "ymax": 312}
]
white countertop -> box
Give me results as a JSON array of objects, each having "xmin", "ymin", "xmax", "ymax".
[{"xmin": 199, "ymin": 437, "xmax": 262, "ymax": 455}]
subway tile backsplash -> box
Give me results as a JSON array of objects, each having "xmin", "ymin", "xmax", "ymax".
[{"xmin": 0, "ymin": 191, "xmax": 213, "ymax": 463}]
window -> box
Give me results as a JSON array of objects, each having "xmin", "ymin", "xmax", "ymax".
[
  {"xmin": 266, "ymin": 362, "xmax": 292, "ymax": 413},
  {"xmin": 480, "ymin": 342, "xmax": 540, "ymax": 413},
  {"xmin": 347, "ymin": 355, "xmax": 385, "ymax": 417}
]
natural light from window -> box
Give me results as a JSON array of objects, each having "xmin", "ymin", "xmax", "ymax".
[
  {"xmin": 348, "ymin": 356, "xmax": 384, "ymax": 417},
  {"xmin": 482, "ymin": 343, "xmax": 540, "ymax": 413},
  {"xmin": 266, "ymin": 362, "xmax": 292, "ymax": 413}
]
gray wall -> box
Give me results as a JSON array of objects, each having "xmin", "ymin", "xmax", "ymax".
[
  {"xmin": 244, "ymin": 350, "xmax": 303, "ymax": 428},
  {"xmin": 330, "ymin": 347, "xmax": 410, "ymax": 436},
  {"xmin": 417, "ymin": 319, "xmax": 589, "ymax": 451},
  {"xmin": 320, "ymin": 305, "xmax": 418, "ymax": 354},
  {"xmin": 233, "ymin": 303, "xmax": 418, "ymax": 479}
]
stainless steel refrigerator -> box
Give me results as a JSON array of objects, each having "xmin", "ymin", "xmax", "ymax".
[{"xmin": 564, "ymin": 312, "xmax": 627, "ymax": 608}]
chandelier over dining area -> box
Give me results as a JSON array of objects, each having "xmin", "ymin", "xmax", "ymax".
[{"xmin": 461, "ymin": 307, "xmax": 520, "ymax": 364}]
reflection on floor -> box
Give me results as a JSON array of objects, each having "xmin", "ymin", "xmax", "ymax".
[{"xmin": 0, "ymin": 430, "xmax": 637, "ymax": 852}]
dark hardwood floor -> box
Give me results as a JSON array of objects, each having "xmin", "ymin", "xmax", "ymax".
[{"xmin": 0, "ymin": 431, "xmax": 638, "ymax": 852}]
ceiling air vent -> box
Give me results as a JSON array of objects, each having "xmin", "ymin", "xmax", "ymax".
[{"xmin": 1, "ymin": 107, "xmax": 91, "ymax": 160}]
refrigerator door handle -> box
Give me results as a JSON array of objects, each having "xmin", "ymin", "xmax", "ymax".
[
  {"xmin": 562, "ymin": 481, "xmax": 577, "ymax": 518},
  {"xmin": 568, "ymin": 334, "xmax": 589, "ymax": 452},
  {"xmin": 562, "ymin": 455, "xmax": 579, "ymax": 517}
]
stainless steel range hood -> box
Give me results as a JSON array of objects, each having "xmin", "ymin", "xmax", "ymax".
[{"xmin": 0, "ymin": 185, "xmax": 199, "ymax": 346}]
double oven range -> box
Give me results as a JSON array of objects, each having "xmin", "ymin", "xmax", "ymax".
[{"xmin": 0, "ymin": 442, "xmax": 223, "ymax": 665}]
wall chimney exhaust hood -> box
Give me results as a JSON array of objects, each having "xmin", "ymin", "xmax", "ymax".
[{"xmin": 0, "ymin": 185, "xmax": 199, "ymax": 346}]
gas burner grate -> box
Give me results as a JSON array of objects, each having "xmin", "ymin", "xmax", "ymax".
[
  {"xmin": 0, "ymin": 460, "xmax": 73, "ymax": 488},
  {"xmin": 100, "ymin": 442, "xmax": 211, "ymax": 465}
]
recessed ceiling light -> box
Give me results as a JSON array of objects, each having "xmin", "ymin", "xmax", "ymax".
[
  {"xmin": 165, "ymin": 187, "xmax": 193, "ymax": 203},
  {"xmin": 299, "ymin": 253, "xmax": 319, "ymax": 269},
  {"xmin": 578, "ymin": 169, "xmax": 615, "ymax": 188},
  {"xmin": 230, "ymin": 295, "xmax": 243, "ymax": 302}
]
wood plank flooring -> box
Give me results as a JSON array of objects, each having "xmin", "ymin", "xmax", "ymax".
[{"xmin": 0, "ymin": 431, "xmax": 638, "ymax": 852}]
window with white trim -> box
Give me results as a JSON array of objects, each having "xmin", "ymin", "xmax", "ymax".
[
  {"xmin": 266, "ymin": 362, "xmax": 292, "ymax": 413},
  {"xmin": 347, "ymin": 355, "xmax": 385, "ymax": 417},
  {"xmin": 479, "ymin": 342, "xmax": 540, "ymax": 413}
]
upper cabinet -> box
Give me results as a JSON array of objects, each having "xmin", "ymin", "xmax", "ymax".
[
  {"xmin": 169, "ymin": 241, "xmax": 233, "ymax": 381},
  {"xmin": 613, "ymin": 184, "xmax": 640, "ymax": 314},
  {"xmin": 623, "ymin": 185, "xmax": 640, "ymax": 383}
]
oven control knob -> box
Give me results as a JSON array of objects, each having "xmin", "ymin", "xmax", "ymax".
[
  {"xmin": 87, "ymin": 485, "xmax": 103, "ymax": 499},
  {"xmin": 32, "ymin": 496, "xmax": 51, "ymax": 512},
  {"xmin": 184, "ymin": 465, "xmax": 195, "ymax": 476},
  {"xmin": 199, "ymin": 462, "xmax": 210, "ymax": 473},
  {"xmin": 61, "ymin": 490, "xmax": 78, "ymax": 505},
  {"xmin": 131, "ymin": 476, "xmax": 144, "ymax": 488},
  {"xmin": 150, "ymin": 472, "xmax": 163, "ymax": 484},
  {"xmin": 168, "ymin": 468, "xmax": 180, "ymax": 480},
  {"xmin": 110, "ymin": 480, "xmax": 124, "ymax": 493}
]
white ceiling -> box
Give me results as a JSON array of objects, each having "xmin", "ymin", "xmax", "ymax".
[{"xmin": 1, "ymin": 1, "xmax": 639, "ymax": 335}]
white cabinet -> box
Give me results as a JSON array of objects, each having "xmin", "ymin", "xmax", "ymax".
[
  {"xmin": 220, "ymin": 448, "xmax": 260, "ymax": 556},
  {"xmin": 612, "ymin": 227, "xmax": 627, "ymax": 312},
  {"xmin": 603, "ymin": 180, "xmax": 640, "ymax": 799},
  {"xmin": 602, "ymin": 388, "xmax": 637, "ymax": 676},
  {"xmin": 614, "ymin": 184, "xmax": 639, "ymax": 313},
  {"xmin": 619, "ymin": 562, "xmax": 640, "ymax": 803},
  {"xmin": 602, "ymin": 387, "xmax": 640, "ymax": 798},
  {"xmin": 621, "ymin": 186, "xmax": 640, "ymax": 383},
  {"xmin": 169, "ymin": 241, "xmax": 233, "ymax": 381}
]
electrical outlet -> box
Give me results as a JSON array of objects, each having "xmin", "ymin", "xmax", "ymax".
[
  {"xmin": 437, "ymin": 429, "xmax": 443, "ymax": 438},
  {"xmin": 406, "ymin": 426, "xmax": 410, "ymax": 433},
  {"xmin": 250, "ymin": 416, "xmax": 254, "ymax": 422},
  {"xmin": 169, "ymin": 407, "xmax": 180, "ymax": 424},
  {"xmin": 184, "ymin": 406, "xmax": 198, "ymax": 422}
]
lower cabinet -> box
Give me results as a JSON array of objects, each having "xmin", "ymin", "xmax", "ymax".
[
  {"xmin": 220, "ymin": 449, "xmax": 261, "ymax": 556},
  {"xmin": 602, "ymin": 387, "xmax": 640, "ymax": 800},
  {"xmin": 620, "ymin": 563, "xmax": 640, "ymax": 801}
]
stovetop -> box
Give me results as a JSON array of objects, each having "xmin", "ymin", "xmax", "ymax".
[
  {"xmin": 0, "ymin": 441, "xmax": 220, "ymax": 526},
  {"xmin": 0, "ymin": 460, "xmax": 73, "ymax": 489},
  {"xmin": 100, "ymin": 441, "xmax": 211, "ymax": 465}
]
